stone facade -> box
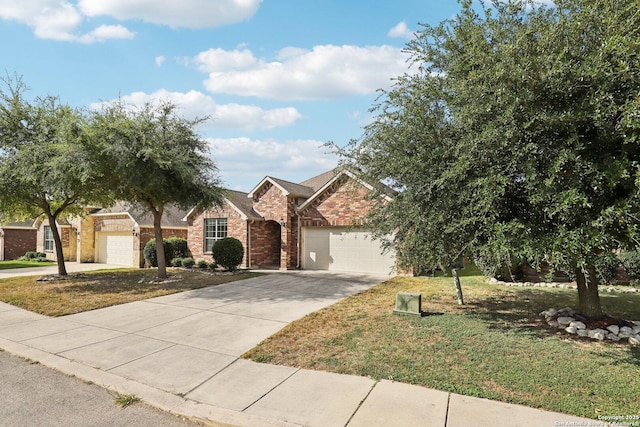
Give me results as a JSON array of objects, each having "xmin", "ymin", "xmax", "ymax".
[
  {"xmin": 37, "ymin": 213, "xmax": 187, "ymax": 267},
  {"xmin": 0, "ymin": 228, "xmax": 36, "ymax": 260}
]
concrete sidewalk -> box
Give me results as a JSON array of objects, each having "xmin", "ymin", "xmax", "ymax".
[{"xmin": 0, "ymin": 271, "xmax": 594, "ymax": 427}]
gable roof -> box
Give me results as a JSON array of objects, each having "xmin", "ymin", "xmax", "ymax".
[
  {"xmin": 248, "ymin": 176, "xmax": 315, "ymax": 199},
  {"xmin": 297, "ymin": 168, "xmax": 394, "ymax": 212},
  {"xmin": 299, "ymin": 169, "xmax": 339, "ymax": 192},
  {"xmin": 93, "ymin": 202, "xmax": 189, "ymax": 228},
  {"xmin": 224, "ymin": 190, "xmax": 264, "ymax": 220},
  {"xmin": 182, "ymin": 189, "xmax": 265, "ymax": 222}
]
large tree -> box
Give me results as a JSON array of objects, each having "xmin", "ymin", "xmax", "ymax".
[
  {"xmin": 0, "ymin": 76, "xmax": 107, "ymax": 275},
  {"xmin": 339, "ymin": 0, "xmax": 640, "ymax": 319},
  {"xmin": 88, "ymin": 100, "xmax": 224, "ymax": 279}
]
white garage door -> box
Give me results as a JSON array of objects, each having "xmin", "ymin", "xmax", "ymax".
[
  {"xmin": 96, "ymin": 232, "xmax": 134, "ymax": 266},
  {"xmin": 302, "ymin": 227, "xmax": 395, "ymax": 275}
]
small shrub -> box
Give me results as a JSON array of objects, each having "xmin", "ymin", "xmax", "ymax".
[
  {"xmin": 166, "ymin": 237, "xmax": 188, "ymax": 258},
  {"xmin": 143, "ymin": 238, "xmax": 175, "ymax": 267},
  {"xmin": 212, "ymin": 237, "xmax": 244, "ymax": 271},
  {"xmin": 182, "ymin": 257, "xmax": 195, "ymax": 268},
  {"xmin": 36, "ymin": 252, "xmax": 46, "ymax": 258},
  {"xmin": 171, "ymin": 258, "xmax": 183, "ymax": 267},
  {"xmin": 197, "ymin": 259, "xmax": 208, "ymax": 269},
  {"xmin": 36, "ymin": 256, "xmax": 49, "ymax": 262},
  {"xmin": 209, "ymin": 261, "xmax": 218, "ymax": 270},
  {"xmin": 24, "ymin": 251, "xmax": 37, "ymax": 259}
]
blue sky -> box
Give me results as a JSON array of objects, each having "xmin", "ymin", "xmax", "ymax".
[{"xmin": 0, "ymin": 0, "xmax": 466, "ymax": 191}]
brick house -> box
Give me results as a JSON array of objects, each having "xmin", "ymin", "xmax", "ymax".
[
  {"xmin": 36, "ymin": 203, "xmax": 188, "ymax": 267},
  {"xmin": 186, "ymin": 168, "xmax": 397, "ymax": 275},
  {"xmin": 0, "ymin": 220, "xmax": 37, "ymax": 261}
]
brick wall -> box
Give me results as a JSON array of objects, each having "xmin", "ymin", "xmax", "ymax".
[
  {"xmin": 252, "ymin": 182, "xmax": 298, "ymax": 269},
  {"xmin": 250, "ymin": 220, "xmax": 281, "ymax": 267},
  {"xmin": 36, "ymin": 219, "xmax": 74, "ymax": 261},
  {"xmin": 1, "ymin": 228, "xmax": 36, "ymax": 260},
  {"xmin": 187, "ymin": 203, "xmax": 248, "ymax": 267},
  {"xmin": 298, "ymin": 178, "xmax": 377, "ymax": 227}
]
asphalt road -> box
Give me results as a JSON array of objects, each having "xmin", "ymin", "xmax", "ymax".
[{"xmin": 0, "ymin": 350, "xmax": 203, "ymax": 427}]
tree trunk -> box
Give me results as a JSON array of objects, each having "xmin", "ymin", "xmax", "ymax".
[
  {"xmin": 575, "ymin": 266, "xmax": 604, "ymax": 320},
  {"xmin": 452, "ymin": 268, "xmax": 464, "ymax": 305},
  {"xmin": 152, "ymin": 209, "xmax": 166, "ymax": 279},
  {"xmin": 46, "ymin": 212, "xmax": 67, "ymax": 276}
]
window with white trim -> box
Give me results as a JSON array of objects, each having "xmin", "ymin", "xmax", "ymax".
[
  {"xmin": 204, "ymin": 218, "xmax": 227, "ymax": 253},
  {"xmin": 44, "ymin": 225, "xmax": 54, "ymax": 252}
]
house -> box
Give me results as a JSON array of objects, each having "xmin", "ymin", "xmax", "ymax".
[
  {"xmin": 186, "ymin": 168, "xmax": 398, "ymax": 275},
  {"xmin": 36, "ymin": 203, "xmax": 189, "ymax": 267},
  {"xmin": 0, "ymin": 219, "xmax": 37, "ymax": 260}
]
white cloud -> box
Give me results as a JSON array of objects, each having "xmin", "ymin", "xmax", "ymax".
[
  {"xmin": 194, "ymin": 48, "xmax": 258, "ymax": 72},
  {"xmin": 92, "ymin": 89, "xmax": 302, "ymax": 131},
  {"xmin": 78, "ymin": 0, "xmax": 262, "ymax": 29},
  {"xmin": 388, "ymin": 21, "xmax": 414, "ymax": 39},
  {"xmin": 194, "ymin": 44, "xmax": 411, "ymax": 100},
  {"xmin": 0, "ymin": 0, "xmax": 134, "ymax": 42},
  {"xmin": 78, "ymin": 24, "xmax": 135, "ymax": 43},
  {"xmin": 155, "ymin": 55, "xmax": 166, "ymax": 67},
  {"xmin": 207, "ymin": 137, "xmax": 338, "ymax": 190}
]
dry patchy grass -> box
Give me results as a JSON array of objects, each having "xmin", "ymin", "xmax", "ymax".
[
  {"xmin": 244, "ymin": 274, "xmax": 640, "ymax": 419},
  {"xmin": 0, "ymin": 268, "xmax": 262, "ymax": 316}
]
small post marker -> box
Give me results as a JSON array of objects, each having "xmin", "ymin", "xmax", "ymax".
[{"xmin": 393, "ymin": 292, "xmax": 426, "ymax": 317}]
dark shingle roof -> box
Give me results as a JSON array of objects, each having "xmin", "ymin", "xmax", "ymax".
[
  {"xmin": 299, "ymin": 169, "xmax": 340, "ymax": 192},
  {"xmin": 267, "ymin": 177, "xmax": 315, "ymax": 198},
  {"xmin": 224, "ymin": 190, "xmax": 263, "ymax": 220},
  {"xmin": 94, "ymin": 202, "xmax": 189, "ymax": 228}
]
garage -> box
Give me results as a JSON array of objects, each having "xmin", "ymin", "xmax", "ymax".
[
  {"xmin": 95, "ymin": 232, "xmax": 134, "ymax": 266},
  {"xmin": 302, "ymin": 227, "xmax": 395, "ymax": 275}
]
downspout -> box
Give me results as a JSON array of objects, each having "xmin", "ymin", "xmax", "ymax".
[
  {"xmin": 247, "ymin": 220, "xmax": 252, "ymax": 269},
  {"xmin": 295, "ymin": 209, "xmax": 302, "ymax": 268}
]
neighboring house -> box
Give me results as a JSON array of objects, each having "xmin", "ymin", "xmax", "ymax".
[
  {"xmin": 186, "ymin": 168, "xmax": 398, "ymax": 275},
  {"xmin": 36, "ymin": 203, "xmax": 189, "ymax": 267},
  {"xmin": 0, "ymin": 220, "xmax": 37, "ymax": 261}
]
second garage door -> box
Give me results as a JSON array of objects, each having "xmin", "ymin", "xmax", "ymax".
[
  {"xmin": 302, "ymin": 227, "xmax": 395, "ymax": 275},
  {"xmin": 95, "ymin": 232, "xmax": 134, "ymax": 266}
]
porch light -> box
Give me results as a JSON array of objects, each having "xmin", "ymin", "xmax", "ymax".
[
  {"xmin": 279, "ymin": 218, "xmax": 287, "ymax": 228},
  {"xmin": 132, "ymin": 227, "xmax": 138, "ymax": 236}
]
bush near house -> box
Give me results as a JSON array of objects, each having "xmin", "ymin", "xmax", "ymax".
[
  {"xmin": 181, "ymin": 257, "xmax": 195, "ymax": 268},
  {"xmin": 143, "ymin": 239, "xmax": 174, "ymax": 267},
  {"xmin": 166, "ymin": 237, "xmax": 188, "ymax": 259},
  {"xmin": 212, "ymin": 237, "xmax": 244, "ymax": 272}
]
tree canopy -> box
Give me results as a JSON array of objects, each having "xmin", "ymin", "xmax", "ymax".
[
  {"xmin": 88, "ymin": 100, "xmax": 224, "ymax": 278},
  {"xmin": 338, "ymin": 0, "xmax": 640, "ymax": 319},
  {"xmin": 0, "ymin": 76, "xmax": 108, "ymax": 275}
]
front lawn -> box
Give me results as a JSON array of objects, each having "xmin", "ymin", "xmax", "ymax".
[
  {"xmin": 244, "ymin": 272, "xmax": 640, "ymax": 420},
  {"xmin": 0, "ymin": 269, "xmax": 263, "ymax": 316},
  {"xmin": 0, "ymin": 260, "xmax": 55, "ymax": 270}
]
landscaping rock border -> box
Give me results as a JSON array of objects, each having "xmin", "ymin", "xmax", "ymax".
[{"xmin": 486, "ymin": 278, "xmax": 640, "ymax": 345}]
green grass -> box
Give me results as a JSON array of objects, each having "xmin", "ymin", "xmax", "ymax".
[
  {"xmin": 114, "ymin": 393, "xmax": 141, "ymax": 408},
  {"xmin": 0, "ymin": 268, "xmax": 263, "ymax": 316},
  {"xmin": 244, "ymin": 274, "xmax": 640, "ymax": 420},
  {"xmin": 0, "ymin": 260, "xmax": 55, "ymax": 270}
]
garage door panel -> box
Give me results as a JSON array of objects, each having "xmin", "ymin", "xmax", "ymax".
[
  {"xmin": 303, "ymin": 227, "xmax": 395, "ymax": 275},
  {"xmin": 96, "ymin": 232, "xmax": 134, "ymax": 266}
]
